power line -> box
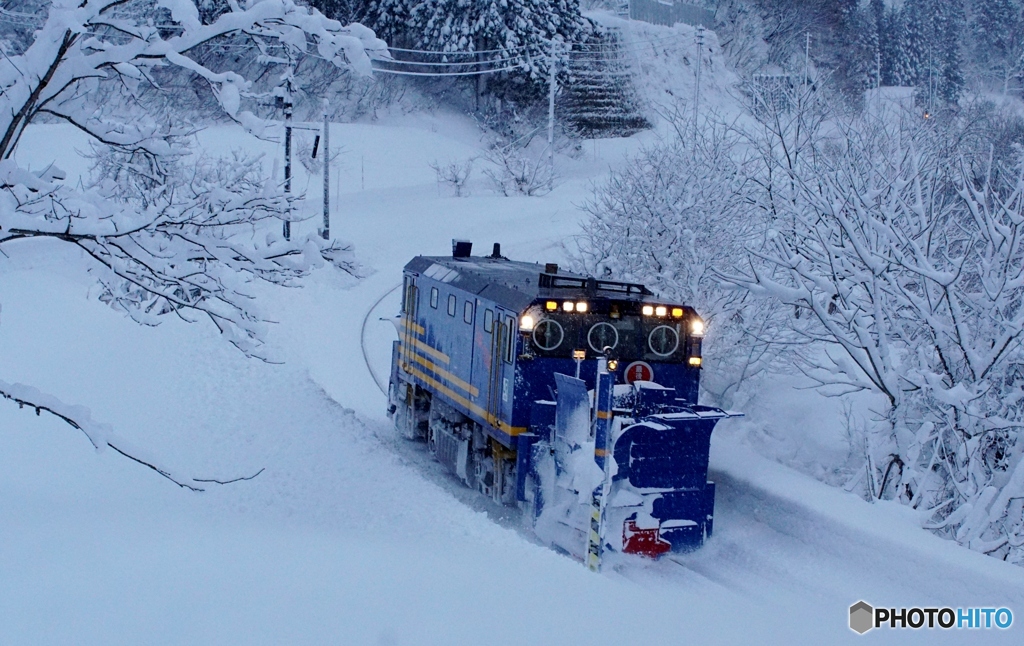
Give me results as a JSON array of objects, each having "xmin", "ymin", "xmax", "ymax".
[
  {"xmin": 573, "ymin": 31, "xmax": 683, "ymax": 49},
  {"xmin": 369, "ymin": 64, "xmax": 525, "ymax": 77},
  {"xmin": 385, "ymin": 43, "xmax": 530, "ymax": 56},
  {"xmin": 569, "ymin": 40, "xmax": 692, "ymax": 59},
  {"xmin": 298, "ymin": 46, "xmax": 529, "ymax": 77},
  {"xmin": 375, "ymin": 55, "xmax": 522, "ymax": 68}
]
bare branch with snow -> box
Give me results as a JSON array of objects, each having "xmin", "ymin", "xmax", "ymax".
[{"xmin": 0, "ymin": 379, "xmax": 264, "ymax": 491}]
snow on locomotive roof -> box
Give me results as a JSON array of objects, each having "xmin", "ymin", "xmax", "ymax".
[{"xmin": 405, "ymin": 250, "xmax": 655, "ymax": 314}]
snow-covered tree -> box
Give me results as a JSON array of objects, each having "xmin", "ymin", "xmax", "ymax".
[
  {"xmin": 363, "ymin": 0, "xmax": 584, "ymax": 91},
  {"xmin": 868, "ymin": 0, "xmax": 884, "ymax": 84},
  {"xmin": 970, "ymin": 0, "xmax": 1024, "ymax": 94},
  {"xmin": 357, "ymin": 0, "xmax": 409, "ymax": 45},
  {"xmin": 730, "ymin": 104, "xmax": 1024, "ymax": 562},
  {"xmin": 878, "ymin": 0, "xmax": 963, "ymax": 107},
  {"xmin": 306, "ymin": 0, "xmax": 364, "ymax": 23},
  {"xmin": 0, "ymin": 0, "xmax": 386, "ymax": 486},
  {"xmin": 936, "ymin": 0, "xmax": 966, "ymax": 103},
  {"xmin": 573, "ymin": 106, "xmax": 789, "ymax": 405},
  {"xmin": 888, "ymin": 3, "xmax": 923, "ymax": 87}
]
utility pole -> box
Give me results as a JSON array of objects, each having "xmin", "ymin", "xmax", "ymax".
[
  {"xmin": 547, "ymin": 38, "xmax": 558, "ymax": 191},
  {"xmin": 694, "ymin": 26, "xmax": 705, "ymax": 139},
  {"xmin": 804, "ymin": 33, "xmax": 810, "ymax": 87},
  {"xmin": 279, "ymin": 70, "xmax": 295, "ymax": 241},
  {"xmin": 322, "ymin": 99, "xmax": 330, "ymax": 241}
]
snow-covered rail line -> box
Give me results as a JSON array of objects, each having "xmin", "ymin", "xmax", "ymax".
[{"xmin": 360, "ymin": 282, "xmax": 401, "ymax": 396}]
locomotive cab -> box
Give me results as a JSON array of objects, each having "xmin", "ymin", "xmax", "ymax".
[{"xmin": 516, "ymin": 292, "xmax": 704, "ymax": 404}]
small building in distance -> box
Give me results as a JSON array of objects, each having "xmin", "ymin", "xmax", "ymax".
[
  {"xmin": 863, "ymin": 86, "xmax": 921, "ymax": 121},
  {"xmin": 629, "ymin": 1, "xmax": 714, "ymax": 28}
]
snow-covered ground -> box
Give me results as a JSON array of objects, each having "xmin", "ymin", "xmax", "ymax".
[{"xmin": 4, "ymin": 54, "xmax": 1024, "ymax": 644}]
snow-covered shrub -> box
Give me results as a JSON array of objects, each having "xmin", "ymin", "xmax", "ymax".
[
  {"xmin": 732, "ymin": 99, "xmax": 1024, "ymax": 563},
  {"xmin": 482, "ymin": 145, "xmax": 555, "ymax": 196},
  {"xmin": 573, "ymin": 107, "xmax": 790, "ymax": 405},
  {"xmin": 430, "ymin": 158, "xmax": 474, "ymax": 196}
]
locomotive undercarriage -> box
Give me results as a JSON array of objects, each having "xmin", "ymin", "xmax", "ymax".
[
  {"xmin": 390, "ymin": 371, "xmax": 739, "ymax": 562},
  {"xmin": 390, "ymin": 377, "xmax": 517, "ymax": 506}
]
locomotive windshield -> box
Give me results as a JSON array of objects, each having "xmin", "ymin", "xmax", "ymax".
[{"xmin": 525, "ymin": 300, "xmax": 696, "ymax": 364}]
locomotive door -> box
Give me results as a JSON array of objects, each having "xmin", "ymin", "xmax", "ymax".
[
  {"xmin": 486, "ymin": 309, "xmax": 514, "ymax": 430},
  {"xmin": 395, "ymin": 275, "xmax": 424, "ymax": 440},
  {"xmin": 400, "ymin": 276, "xmax": 418, "ymax": 373}
]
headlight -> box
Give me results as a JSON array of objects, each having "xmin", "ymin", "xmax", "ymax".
[
  {"xmin": 691, "ymin": 319, "xmax": 705, "ymax": 336},
  {"xmin": 520, "ymin": 314, "xmax": 535, "ymax": 331}
]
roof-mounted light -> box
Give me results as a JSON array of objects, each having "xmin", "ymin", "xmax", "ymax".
[
  {"xmin": 655, "ymin": 306, "xmax": 667, "ymax": 317},
  {"xmin": 576, "ymin": 301, "xmax": 588, "ymax": 313},
  {"xmin": 642, "ymin": 305, "xmax": 654, "ymax": 316},
  {"xmin": 545, "ymin": 301, "xmax": 558, "ymax": 311},
  {"xmin": 563, "ymin": 301, "xmax": 575, "ymax": 312}
]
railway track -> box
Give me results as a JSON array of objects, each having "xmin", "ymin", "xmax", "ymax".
[{"xmin": 360, "ymin": 282, "xmax": 401, "ymax": 396}]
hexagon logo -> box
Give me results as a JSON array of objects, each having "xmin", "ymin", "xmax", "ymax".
[{"xmin": 850, "ymin": 601, "xmax": 874, "ymax": 634}]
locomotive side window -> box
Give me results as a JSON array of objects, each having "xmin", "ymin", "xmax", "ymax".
[
  {"xmin": 429, "ymin": 287, "xmax": 439, "ymax": 309},
  {"xmin": 464, "ymin": 301, "xmax": 474, "ymax": 324},
  {"xmin": 484, "ymin": 308, "xmax": 493, "ymax": 333},
  {"xmin": 447, "ymin": 294, "xmax": 456, "ymax": 317},
  {"xmin": 402, "ymin": 277, "xmax": 413, "ymax": 313},
  {"xmin": 504, "ymin": 316, "xmax": 515, "ymax": 363}
]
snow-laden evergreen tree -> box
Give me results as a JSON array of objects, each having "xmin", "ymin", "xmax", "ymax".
[
  {"xmin": 889, "ymin": 4, "xmax": 923, "ymax": 87},
  {"xmin": 868, "ymin": 0, "xmax": 885, "ymax": 85},
  {"xmin": 819, "ymin": 0, "xmax": 865, "ymax": 94},
  {"xmin": 359, "ymin": 0, "xmax": 411, "ymax": 46},
  {"xmin": 971, "ymin": 0, "xmax": 1024, "ymax": 93},
  {"xmin": 894, "ymin": 0, "xmax": 962, "ymax": 106},
  {"xmin": 365, "ymin": 0, "xmax": 583, "ymax": 79},
  {"xmin": 936, "ymin": 0, "xmax": 966, "ymax": 103},
  {"xmin": 837, "ymin": 3, "xmax": 876, "ymax": 94},
  {"xmin": 307, "ymin": 0, "xmax": 365, "ymax": 24},
  {"xmin": 879, "ymin": 5, "xmax": 902, "ymax": 85},
  {"xmin": 865, "ymin": 0, "xmax": 902, "ymax": 87}
]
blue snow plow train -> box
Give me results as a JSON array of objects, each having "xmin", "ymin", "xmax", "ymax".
[{"xmin": 388, "ymin": 241, "xmax": 740, "ymax": 565}]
